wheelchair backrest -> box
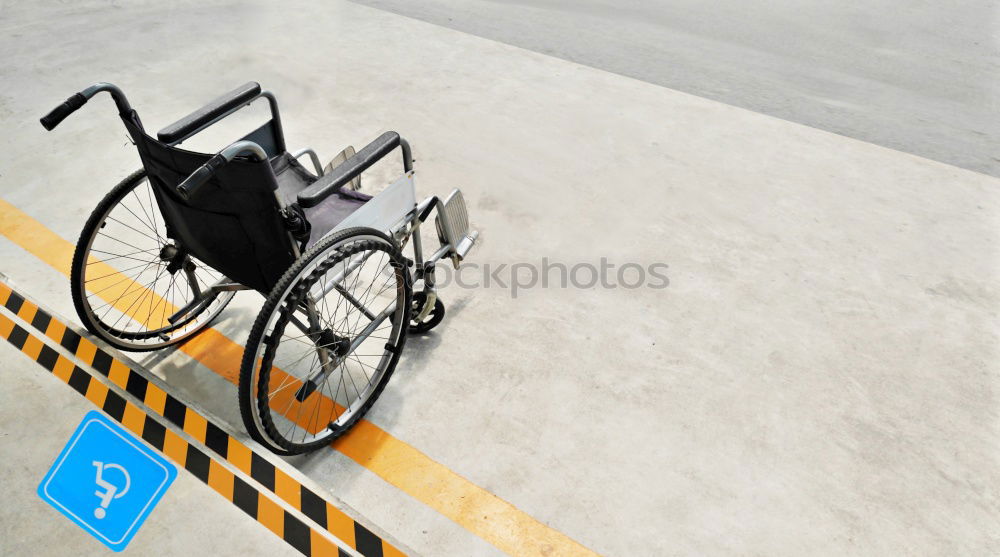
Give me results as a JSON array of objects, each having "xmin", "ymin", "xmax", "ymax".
[{"xmin": 121, "ymin": 112, "xmax": 296, "ymax": 292}]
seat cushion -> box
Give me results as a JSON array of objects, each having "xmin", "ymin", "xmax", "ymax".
[
  {"xmin": 270, "ymin": 153, "xmax": 372, "ymax": 248},
  {"xmin": 303, "ymin": 194, "xmax": 370, "ymax": 248}
]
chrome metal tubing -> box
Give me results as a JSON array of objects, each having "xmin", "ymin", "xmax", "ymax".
[{"xmin": 291, "ymin": 148, "xmax": 324, "ymax": 175}]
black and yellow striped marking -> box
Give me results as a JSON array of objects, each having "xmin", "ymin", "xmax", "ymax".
[{"xmin": 0, "ymin": 280, "xmax": 404, "ymax": 557}]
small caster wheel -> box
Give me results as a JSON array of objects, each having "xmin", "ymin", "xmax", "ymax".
[{"xmin": 410, "ymin": 292, "xmax": 445, "ymax": 333}]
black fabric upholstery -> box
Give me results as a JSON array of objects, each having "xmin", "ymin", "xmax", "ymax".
[
  {"xmin": 157, "ymin": 82, "xmax": 261, "ymax": 144},
  {"xmin": 303, "ymin": 193, "xmax": 369, "ymax": 248},
  {"xmin": 271, "ymin": 152, "xmax": 318, "ymax": 206},
  {"xmin": 269, "ymin": 152, "xmax": 372, "ymax": 248},
  {"xmin": 117, "ymin": 98, "xmax": 375, "ymax": 292},
  {"xmin": 122, "ymin": 110, "xmax": 296, "ymax": 292}
]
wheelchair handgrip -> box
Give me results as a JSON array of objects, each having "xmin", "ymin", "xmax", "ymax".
[
  {"xmin": 176, "ymin": 154, "xmax": 227, "ymax": 201},
  {"xmin": 40, "ymin": 93, "xmax": 88, "ymax": 131}
]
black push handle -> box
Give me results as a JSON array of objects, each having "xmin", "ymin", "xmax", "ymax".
[
  {"xmin": 175, "ymin": 140, "xmax": 268, "ymax": 201},
  {"xmin": 39, "ymin": 83, "xmax": 134, "ymax": 132},
  {"xmin": 40, "ymin": 92, "xmax": 88, "ymax": 131},
  {"xmin": 176, "ymin": 154, "xmax": 227, "ymax": 201}
]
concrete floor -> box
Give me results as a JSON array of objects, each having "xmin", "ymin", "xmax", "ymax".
[
  {"xmin": 1, "ymin": 1, "xmax": 999, "ymax": 555},
  {"xmin": 0, "ymin": 326, "xmax": 298, "ymax": 557},
  {"xmin": 354, "ymin": 0, "xmax": 1000, "ymax": 177}
]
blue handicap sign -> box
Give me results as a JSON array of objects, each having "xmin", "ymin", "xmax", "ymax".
[{"xmin": 37, "ymin": 410, "xmax": 177, "ymax": 552}]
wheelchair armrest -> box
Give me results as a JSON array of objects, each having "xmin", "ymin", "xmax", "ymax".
[
  {"xmin": 157, "ymin": 82, "xmax": 262, "ymax": 144},
  {"xmin": 297, "ymin": 131, "xmax": 405, "ymax": 208}
]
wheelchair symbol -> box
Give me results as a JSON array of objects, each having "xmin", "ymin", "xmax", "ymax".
[{"xmin": 92, "ymin": 461, "xmax": 130, "ymax": 519}]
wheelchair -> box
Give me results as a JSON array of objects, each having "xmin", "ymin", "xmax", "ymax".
[{"xmin": 40, "ymin": 82, "xmax": 477, "ymax": 454}]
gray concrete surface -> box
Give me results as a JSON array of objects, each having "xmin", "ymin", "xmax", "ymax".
[
  {"xmin": 353, "ymin": 0, "xmax": 1000, "ymax": 177},
  {"xmin": 0, "ymin": 327, "xmax": 299, "ymax": 557},
  {"xmin": 1, "ymin": 0, "xmax": 999, "ymax": 555}
]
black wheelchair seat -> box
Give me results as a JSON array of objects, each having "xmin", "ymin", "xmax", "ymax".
[
  {"xmin": 125, "ymin": 112, "xmax": 297, "ymax": 292},
  {"xmin": 269, "ymin": 152, "xmax": 372, "ymax": 249},
  {"xmin": 111, "ymin": 88, "xmax": 376, "ymax": 293}
]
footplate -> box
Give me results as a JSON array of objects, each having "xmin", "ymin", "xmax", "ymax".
[
  {"xmin": 435, "ymin": 189, "xmax": 477, "ymax": 266},
  {"xmin": 323, "ymin": 145, "xmax": 361, "ymax": 190}
]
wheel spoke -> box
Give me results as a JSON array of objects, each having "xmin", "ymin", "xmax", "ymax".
[
  {"xmin": 74, "ymin": 172, "xmax": 234, "ymax": 350},
  {"xmin": 252, "ymin": 238, "xmax": 408, "ymax": 451}
]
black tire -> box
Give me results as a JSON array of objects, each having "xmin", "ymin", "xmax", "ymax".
[
  {"xmin": 409, "ymin": 292, "xmax": 445, "ymax": 334},
  {"xmin": 71, "ymin": 170, "xmax": 235, "ymax": 352},
  {"xmin": 239, "ymin": 227, "xmax": 411, "ymax": 455}
]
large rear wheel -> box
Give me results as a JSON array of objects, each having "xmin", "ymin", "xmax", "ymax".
[
  {"xmin": 239, "ymin": 227, "xmax": 411, "ymax": 455},
  {"xmin": 70, "ymin": 170, "xmax": 235, "ymax": 351}
]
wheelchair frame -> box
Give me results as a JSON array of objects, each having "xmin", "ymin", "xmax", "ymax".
[
  {"xmin": 46, "ymin": 81, "xmax": 477, "ymax": 332},
  {"xmin": 40, "ymin": 81, "xmax": 478, "ymax": 453}
]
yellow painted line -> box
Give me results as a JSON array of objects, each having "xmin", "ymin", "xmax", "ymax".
[
  {"xmin": 1, "ymin": 278, "xmax": 403, "ymax": 556},
  {"xmin": 0, "ymin": 308, "xmax": 346, "ymax": 557},
  {"xmin": 0, "ymin": 196, "xmax": 598, "ymax": 556}
]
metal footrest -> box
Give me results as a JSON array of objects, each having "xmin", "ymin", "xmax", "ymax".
[
  {"xmin": 435, "ymin": 189, "xmax": 477, "ymax": 265},
  {"xmin": 323, "ymin": 145, "xmax": 361, "ymax": 190}
]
